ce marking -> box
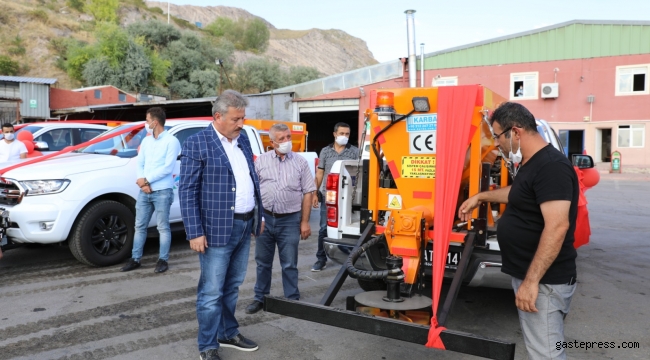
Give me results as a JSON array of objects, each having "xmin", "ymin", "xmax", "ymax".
[{"xmin": 412, "ymin": 134, "xmax": 435, "ymax": 151}]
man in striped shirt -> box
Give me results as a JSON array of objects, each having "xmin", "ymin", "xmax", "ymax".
[{"xmin": 246, "ymin": 123, "xmax": 316, "ymax": 314}]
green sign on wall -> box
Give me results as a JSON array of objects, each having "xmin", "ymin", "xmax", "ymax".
[
  {"xmin": 29, "ymin": 99, "xmax": 37, "ymax": 108},
  {"xmin": 611, "ymin": 151, "xmax": 621, "ymax": 173}
]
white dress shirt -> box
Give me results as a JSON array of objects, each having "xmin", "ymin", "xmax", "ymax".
[{"xmin": 213, "ymin": 124, "xmax": 255, "ymax": 213}]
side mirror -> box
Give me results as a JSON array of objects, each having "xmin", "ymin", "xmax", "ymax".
[
  {"xmin": 34, "ymin": 141, "xmax": 49, "ymax": 151},
  {"xmin": 572, "ymin": 154, "xmax": 594, "ymax": 169}
]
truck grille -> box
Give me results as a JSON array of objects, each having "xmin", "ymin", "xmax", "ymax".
[{"xmin": 0, "ymin": 178, "xmax": 24, "ymax": 205}]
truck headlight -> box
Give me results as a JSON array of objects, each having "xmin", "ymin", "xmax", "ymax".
[{"xmin": 20, "ymin": 180, "xmax": 70, "ymax": 196}]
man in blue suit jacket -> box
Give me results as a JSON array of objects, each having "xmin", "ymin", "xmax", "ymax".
[{"xmin": 179, "ymin": 90, "xmax": 264, "ymax": 360}]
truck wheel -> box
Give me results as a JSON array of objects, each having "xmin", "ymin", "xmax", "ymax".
[
  {"xmin": 69, "ymin": 200, "xmax": 134, "ymax": 267},
  {"xmin": 357, "ymin": 279, "xmax": 387, "ymax": 292}
]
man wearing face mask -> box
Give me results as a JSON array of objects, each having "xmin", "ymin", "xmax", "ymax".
[
  {"xmin": 458, "ymin": 102, "xmax": 579, "ymax": 360},
  {"xmin": 245, "ymin": 123, "xmax": 316, "ymax": 314},
  {"xmin": 121, "ymin": 107, "xmax": 181, "ymax": 273},
  {"xmin": 0, "ymin": 123, "xmax": 28, "ymax": 162},
  {"xmin": 311, "ymin": 122, "xmax": 358, "ymax": 272}
]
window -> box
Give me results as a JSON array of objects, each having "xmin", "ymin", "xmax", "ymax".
[
  {"xmin": 432, "ymin": 76, "xmax": 458, "ymax": 87},
  {"xmin": 94, "ymin": 90, "xmax": 102, "ymax": 99},
  {"xmin": 39, "ymin": 129, "xmax": 73, "ymax": 151},
  {"xmin": 616, "ymin": 64, "xmax": 649, "ymax": 96},
  {"xmin": 118, "ymin": 93, "xmax": 126, "ymax": 102},
  {"xmin": 80, "ymin": 129, "xmax": 103, "ymax": 143},
  {"xmin": 174, "ymin": 127, "xmax": 203, "ymax": 147},
  {"xmin": 617, "ymin": 124, "xmax": 645, "ymax": 148},
  {"xmin": 510, "ymin": 72, "xmax": 538, "ymax": 100}
]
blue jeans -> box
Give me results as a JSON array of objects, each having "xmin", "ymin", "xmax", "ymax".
[
  {"xmin": 132, "ymin": 188, "xmax": 173, "ymax": 261},
  {"xmin": 512, "ymin": 277, "xmax": 577, "ymax": 360},
  {"xmin": 196, "ymin": 217, "xmax": 253, "ymax": 352},
  {"xmin": 254, "ymin": 211, "xmax": 301, "ymax": 303},
  {"xmin": 316, "ymin": 200, "xmax": 327, "ymax": 262}
]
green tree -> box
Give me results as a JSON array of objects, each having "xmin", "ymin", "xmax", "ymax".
[
  {"xmin": 147, "ymin": 49, "xmax": 171, "ymax": 85},
  {"xmin": 127, "ymin": 20, "xmax": 181, "ymax": 49},
  {"xmin": 82, "ymin": 57, "xmax": 116, "ymax": 86},
  {"xmin": 0, "ymin": 55, "xmax": 20, "ymax": 75},
  {"xmin": 87, "ymin": 0, "xmax": 119, "ymax": 23},
  {"xmin": 64, "ymin": 41, "xmax": 97, "ymax": 81},
  {"xmin": 94, "ymin": 22, "xmax": 130, "ymax": 67},
  {"xmin": 232, "ymin": 58, "xmax": 283, "ymax": 93},
  {"xmin": 189, "ymin": 69, "xmax": 220, "ymax": 97},
  {"xmin": 284, "ymin": 66, "xmax": 321, "ymax": 85},
  {"xmin": 242, "ymin": 19, "xmax": 269, "ymax": 53},
  {"xmin": 169, "ymin": 80, "xmax": 198, "ymax": 99},
  {"xmin": 117, "ymin": 40, "xmax": 152, "ymax": 93},
  {"xmin": 162, "ymin": 40, "xmax": 204, "ymax": 83}
]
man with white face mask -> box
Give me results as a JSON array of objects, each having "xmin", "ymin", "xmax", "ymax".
[
  {"xmin": 311, "ymin": 122, "xmax": 358, "ymax": 271},
  {"xmin": 458, "ymin": 102, "xmax": 579, "ymax": 360},
  {"xmin": 0, "ymin": 123, "xmax": 28, "ymax": 162},
  {"xmin": 246, "ymin": 123, "xmax": 316, "ymax": 314},
  {"xmin": 122, "ymin": 107, "xmax": 181, "ymax": 274}
]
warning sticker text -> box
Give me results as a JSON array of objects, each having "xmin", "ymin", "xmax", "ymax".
[{"xmin": 401, "ymin": 156, "xmax": 436, "ymax": 178}]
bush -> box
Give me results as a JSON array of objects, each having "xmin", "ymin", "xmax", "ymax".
[
  {"xmin": 148, "ymin": 6, "xmax": 164, "ymax": 15},
  {"xmin": 285, "ymin": 66, "xmax": 321, "ymax": 85},
  {"xmin": 127, "ymin": 20, "xmax": 181, "ymax": 48},
  {"xmin": 28, "ymin": 9, "xmax": 49, "ymax": 23},
  {"xmin": 8, "ymin": 36, "xmax": 26, "ymax": 56},
  {"xmin": 66, "ymin": 0, "xmax": 84, "ymax": 12},
  {"xmin": 242, "ymin": 19, "xmax": 269, "ymax": 53},
  {"xmin": 0, "ymin": 55, "xmax": 20, "ymax": 76},
  {"xmin": 87, "ymin": 0, "xmax": 119, "ymax": 23}
]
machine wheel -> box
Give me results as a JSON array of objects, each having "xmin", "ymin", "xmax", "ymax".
[
  {"xmin": 69, "ymin": 200, "xmax": 134, "ymax": 266},
  {"xmin": 357, "ymin": 278, "xmax": 387, "ymax": 292}
]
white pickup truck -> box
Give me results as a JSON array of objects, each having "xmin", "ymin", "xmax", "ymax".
[
  {"xmin": 323, "ymin": 119, "xmax": 576, "ymax": 290},
  {"xmin": 0, "ymin": 120, "xmax": 317, "ymax": 266}
]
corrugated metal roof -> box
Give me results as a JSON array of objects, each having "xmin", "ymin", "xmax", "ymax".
[
  {"xmin": 423, "ymin": 20, "xmax": 650, "ymax": 70},
  {"xmin": 0, "ymin": 76, "xmax": 57, "ymax": 85}
]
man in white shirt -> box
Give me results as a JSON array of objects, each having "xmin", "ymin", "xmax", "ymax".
[{"xmin": 0, "ymin": 123, "xmax": 28, "ymax": 162}]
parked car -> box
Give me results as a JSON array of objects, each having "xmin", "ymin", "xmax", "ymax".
[{"xmin": 15, "ymin": 123, "xmax": 110, "ymax": 152}]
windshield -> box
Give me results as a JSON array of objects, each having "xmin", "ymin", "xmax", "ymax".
[
  {"xmin": 75, "ymin": 124, "xmax": 169, "ymax": 158},
  {"xmin": 16, "ymin": 126, "xmax": 43, "ymax": 135}
]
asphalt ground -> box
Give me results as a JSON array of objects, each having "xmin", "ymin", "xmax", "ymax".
[{"xmin": 0, "ymin": 172, "xmax": 648, "ymax": 360}]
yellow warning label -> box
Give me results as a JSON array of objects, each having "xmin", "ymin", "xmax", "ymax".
[
  {"xmin": 388, "ymin": 194, "xmax": 402, "ymax": 209},
  {"xmin": 401, "ymin": 156, "xmax": 436, "ymax": 178}
]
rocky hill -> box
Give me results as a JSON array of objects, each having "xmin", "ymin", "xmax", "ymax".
[
  {"xmin": 146, "ymin": 1, "xmax": 378, "ymax": 76},
  {"xmin": 0, "ymin": 0, "xmax": 377, "ymax": 90}
]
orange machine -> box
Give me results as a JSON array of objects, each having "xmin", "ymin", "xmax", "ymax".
[
  {"xmin": 364, "ymin": 86, "xmax": 507, "ymax": 287},
  {"xmin": 244, "ymin": 119, "xmax": 308, "ymax": 152}
]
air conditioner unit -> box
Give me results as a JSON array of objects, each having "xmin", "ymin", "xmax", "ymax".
[{"xmin": 541, "ymin": 83, "xmax": 559, "ymax": 98}]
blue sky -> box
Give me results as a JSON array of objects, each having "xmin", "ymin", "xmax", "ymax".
[{"xmin": 166, "ymin": 0, "xmax": 650, "ymax": 63}]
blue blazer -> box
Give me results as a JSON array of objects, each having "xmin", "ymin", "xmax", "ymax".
[{"xmin": 179, "ymin": 125, "xmax": 263, "ymax": 247}]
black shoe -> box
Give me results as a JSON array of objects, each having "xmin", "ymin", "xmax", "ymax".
[
  {"xmin": 218, "ymin": 333, "xmax": 259, "ymax": 351},
  {"xmin": 121, "ymin": 258, "xmax": 140, "ymax": 272},
  {"xmin": 154, "ymin": 259, "xmax": 168, "ymax": 273},
  {"xmin": 199, "ymin": 348, "xmax": 221, "ymax": 360},
  {"xmin": 245, "ymin": 300, "xmax": 263, "ymax": 314},
  {"xmin": 311, "ymin": 260, "xmax": 327, "ymax": 272}
]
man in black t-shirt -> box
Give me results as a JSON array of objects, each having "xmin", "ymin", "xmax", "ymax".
[{"xmin": 459, "ymin": 102, "xmax": 579, "ymax": 360}]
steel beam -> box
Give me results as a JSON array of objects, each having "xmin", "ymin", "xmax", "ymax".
[{"xmin": 265, "ymin": 296, "xmax": 515, "ymax": 360}]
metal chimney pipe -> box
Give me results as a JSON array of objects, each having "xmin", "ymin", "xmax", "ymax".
[
  {"xmin": 405, "ymin": 10, "xmax": 417, "ymax": 88},
  {"xmin": 420, "ymin": 43, "xmax": 425, "ymax": 87}
]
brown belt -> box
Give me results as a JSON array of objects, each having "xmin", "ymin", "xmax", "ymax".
[{"xmin": 264, "ymin": 209, "xmax": 299, "ymax": 219}]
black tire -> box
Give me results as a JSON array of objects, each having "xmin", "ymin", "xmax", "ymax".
[
  {"xmin": 69, "ymin": 200, "xmax": 135, "ymax": 267},
  {"xmin": 357, "ymin": 278, "xmax": 387, "ymax": 292}
]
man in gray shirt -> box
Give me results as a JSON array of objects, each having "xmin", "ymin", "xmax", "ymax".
[
  {"xmin": 246, "ymin": 123, "xmax": 316, "ymax": 314},
  {"xmin": 311, "ymin": 122, "xmax": 358, "ymax": 271}
]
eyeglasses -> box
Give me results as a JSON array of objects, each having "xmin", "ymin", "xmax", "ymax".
[{"xmin": 492, "ymin": 127, "xmax": 512, "ymax": 141}]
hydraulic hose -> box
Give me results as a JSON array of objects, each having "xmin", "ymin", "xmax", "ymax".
[{"xmin": 345, "ymin": 234, "xmax": 402, "ymax": 280}]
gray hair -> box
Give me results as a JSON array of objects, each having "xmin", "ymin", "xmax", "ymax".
[
  {"xmin": 212, "ymin": 90, "xmax": 249, "ymax": 116},
  {"xmin": 268, "ymin": 123, "xmax": 290, "ymax": 141}
]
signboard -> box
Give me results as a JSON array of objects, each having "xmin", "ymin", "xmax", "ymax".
[
  {"xmin": 406, "ymin": 114, "xmax": 437, "ymax": 132},
  {"xmin": 401, "ymin": 156, "xmax": 436, "ymax": 178},
  {"xmin": 387, "ymin": 194, "xmax": 402, "ymax": 209},
  {"xmin": 29, "ymin": 99, "xmax": 37, "ymax": 108},
  {"xmin": 409, "ymin": 131, "xmax": 436, "ymax": 154},
  {"xmin": 611, "ymin": 151, "xmax": 621, "ymax": 173},
  {"xmin": 292, "ymin": 124, "xmax": 304, "ymax": 132}
]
